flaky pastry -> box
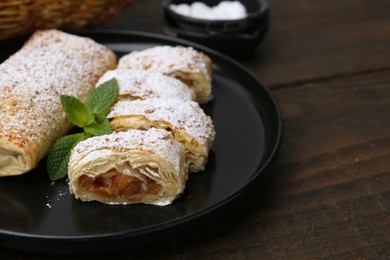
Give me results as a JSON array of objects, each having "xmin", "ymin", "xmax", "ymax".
[
  {"xmin": 0, "ymin": 29, "xmax": 116, "ymax": 176},
  {"xmin": 96, "ymin": 68, "xmax": 195, "ymax": 101},
  {"xmin": 108, "ymin": 98, "xmax": 215, "ymax": 172},
  {"xmin": 118, "ymin": 45, "xmax": 213, "ymax": 103},
  {"xmin": 68, "ymin": 129, "xmax": 187, "ymax": 206}
]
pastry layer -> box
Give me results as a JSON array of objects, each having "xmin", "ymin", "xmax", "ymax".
[
  {"xmin": 68, "ymin": 129, "xmax": 187, "ymax": 206},
  {"xmin": 118, "ymin": 45, "xmax": 213, "ymax": 103},
  {"xmin": 108, "ymin": 98, "xmax": 215, "ymax": 172},
  {"xmin": 96, "ymin": 69, "xmax": 196, "ymax": 101},
  {"xmin": 0, "ymin": 29, "xmax": 116, "ymax": 176}
]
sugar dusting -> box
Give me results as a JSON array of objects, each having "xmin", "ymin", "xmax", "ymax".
[
  {"xmin": 70, "ymin": 128, "xmax": 183, "ymax": 173},
  {"xmin": 97, "ymin": 69, "xmax": 195, "ymax": 101},
  {"xmin": 118, "ymin": 45, "xmax": 211, "ymax": 80},
  {"xmin": 109, "ymin": 98, "xmax": 215, "ymax": 147},
  {"xmin": 45, "ymin": 181, "xmax": 69, "ymax": 208},
  {"xmin": 0, "ymin": 29, "xmax": 115, "ymax": 167}
]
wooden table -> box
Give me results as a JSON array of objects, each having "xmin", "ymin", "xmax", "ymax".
[{"xmin": 3, "ymin": 0, "xmax": 389, "ymax": 258}]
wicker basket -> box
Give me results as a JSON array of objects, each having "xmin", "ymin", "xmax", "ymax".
[{"xmin": 0, "ymin": 0, "xmax": 133, "ymax": 41}]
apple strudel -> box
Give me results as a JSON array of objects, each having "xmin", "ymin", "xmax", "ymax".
[
  {"xmin": 68, "ymin": 129, "xmax": 187, "ymax": 206},
  {"xmin": 108, "ymin": 98, "xmax": 215, "ymax": 172},
  {"xmin": 117, "ymin": 46, "xmax": 213, "ymax": 104},
  {"xmin": 96, "ymin": 69, "xmax": 195, "ymax": 101},
  {"xmin": 0, "ymin": 29, "xmax": 116, "ymax": 176}
]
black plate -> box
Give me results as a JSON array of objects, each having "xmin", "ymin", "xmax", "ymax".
[{"xmin": 0, "ymin": 30, "xmax": 282, "ymax": 253}]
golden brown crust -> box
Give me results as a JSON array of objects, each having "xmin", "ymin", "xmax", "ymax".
[{"xmin": 0, "ymin": 29, "xmax": 116, "ymax": 176}]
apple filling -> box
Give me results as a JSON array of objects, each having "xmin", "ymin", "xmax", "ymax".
[{"xmin": 77, "ymin": 167, "xmax": 161, "ymax": 200}]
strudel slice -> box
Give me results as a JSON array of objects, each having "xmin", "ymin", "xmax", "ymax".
[
  {"xmin": 96, "ymin": 69, "xmax": 195, "ymax": 101},
  {"xmin": 0, "ymin": 29, "xmax": 116, "ymax": 176},
  {"xmin": 108, "ymin": 99, "xmax": 215, "ymax": 172},
  {"xmin": 68, "ymin": 129, "xmax": 187, "ymax": 206},
  {"xmin": 118, "ymin": 46, "xmax": 213, "ymax": 103}
]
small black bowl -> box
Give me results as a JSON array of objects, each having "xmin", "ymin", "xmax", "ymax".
[{"xmin": 163, "ymin": 0, "xmax": 270, "ymax": 59}]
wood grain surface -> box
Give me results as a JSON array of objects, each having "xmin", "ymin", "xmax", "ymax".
[{"xmin": 2, "ymin": 0, "xmax": 389, "ymax": 259}]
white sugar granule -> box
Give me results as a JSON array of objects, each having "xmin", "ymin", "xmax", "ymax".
[{"xmin": 45, "ymin": 182, "xmax": 69, "ymax": 208}]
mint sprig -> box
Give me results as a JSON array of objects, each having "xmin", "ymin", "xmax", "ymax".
[
  {"xmin": 47, "ymin": 133, "xmax": 88, "ymax": 181},
  {"xmin": 60, "ymin": 95, "xmax": 95, "ymax": 128},
  {"xmin": 47, "ymin": 78, "xmax": 119, "ymax": 181},
  {"xmin": 85, "ymin": 77, "xmax": 118, "ymax": 123}
]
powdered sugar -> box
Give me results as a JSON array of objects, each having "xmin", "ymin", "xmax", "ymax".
[
  {"xmin": 45, "ymin": 183, "xmax": 68, "ymax": 208},
  {"xmin": 96, "ymin": 69, "xmax": 195, "ymax": 101},
  {"xmin": 0, "ymin": 30, "xmax": 115, "ymax": 167},
  {"xmin": 117, "ymin": 45, "xmax": 213, "ymax": 104},
  {"xmin": 70, "ymin": 128, "xmax": 183, "ymax": 173},
  {"xmin": 118, "ymin": 46, "xmax": 211, "ymax": 80},
  {"xmin": 170, "ymin": 1, "xmax": 247, "ymax": 20},
  {"xmin": 109, "ymin": 98, "xmax": 215, "ymax": 147}
]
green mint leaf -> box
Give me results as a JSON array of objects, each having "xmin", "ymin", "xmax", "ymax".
[
  {"xmin": 84, "ymin": 118, "xmax": 113, "ymax": 136},
  {"xmin": 85, "ymin": 78, "xmax": 119, "ymax": 122},
  {"xmin": 47, "ymin": 133, "xmax": 88, "ymax": 181},
  {"xmin": 48, "ymin": 78, "xmax": 119, "ymax": 181},
  {"xmin": 61, "ymin": 95, "xmax": 95, "ymax": 128}
]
